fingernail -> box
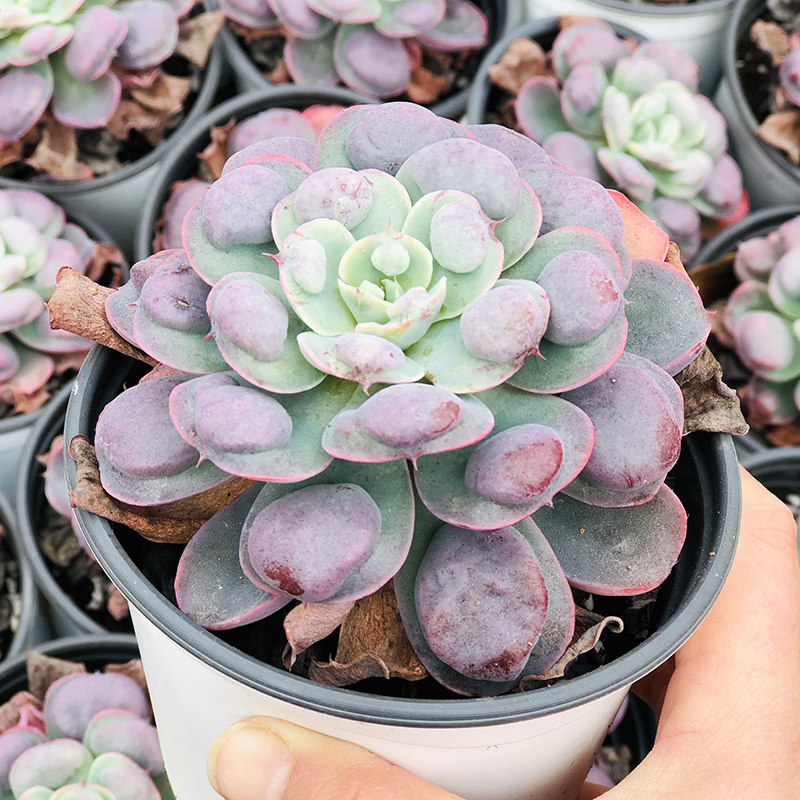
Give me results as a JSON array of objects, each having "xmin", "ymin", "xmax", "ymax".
[{"xmin": 211, "ymin": 725, "xmax": 294, "ymax": 800}]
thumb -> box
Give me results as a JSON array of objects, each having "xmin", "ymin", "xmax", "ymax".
[{"xmin": 207, "ymin": 716, "xmax": 461, "ymax": 800}]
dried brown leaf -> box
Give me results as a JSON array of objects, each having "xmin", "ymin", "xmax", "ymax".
[
  {"xmin": 282, "ymin": 601, "xmax": 355, "ymax": 669},
  {"xmin": 68, "ymin": 435, "xmax": 252, "ymax": 543},
  {"xmin": 265, "ymin": 58, "xmax": 291, "ymax": 85},
  {"xmin": 51, "ymin": 350, "xmax": 90, "ymax": 376},
  {"xmin": 25, "ymin": 118, "xmax": 93, "ymax": 181},
  {"xmin": 85, "ymin": 242, "xmax": 127, "ymax": 286},
  {"xmin": 198, "ymin": 120, "xmax": 236, "ymax": 181},
  {"xmin": 405, "ymin": 66, "xmax": 449, "ymax": 106},
  {"xmin": 487, "ymin": 38, "xmax": 549, "ymax": 96},
  {"xmin": 518, "ymin": 608, "xmax": 623, "ymax": 688},
  {"xmin": 140, "ymin": 362, "xmax": 186, "ymax": 382},
  {"xmin": 176, "ymin": 10, "xmax": 225, "ymax": 68},
  {"xmin": 47, "ymin": 267, "xmax": 156, "ymax": 365},
  {"xmin": 104, "ymin": 659, "xmax": 153, "ymax": 719},
  {"xmin": 0, "ymin": 692, "xmax": 42, "ymax": 735},
  {"xmin": 558, "ymin": 15, "xmax": 599, "ymax": 30},
  {"xmin": 766, "ymin": 422, "xmax": 800, "ymax": 446},
  {"xmin": 13, "ymin": 388, "xmax": 51, "ymax": 415},
  {"xmin": 688, "ymin": 252, "xmax": 738, "ymax": 306},
  {"xmin": 130, "ymin": 74, "xmax": 191, "ymax": 117},
  {"xmin": 227, "ymin": 18, "xmax": 281, "ymax": 43},
  {"xmin": 758, "ymin": 109, "xmax": 800, "ymax": 164},
  {"xmin": 0, "ymin": 139, "xmax": 24, "ymax": 169},
  {"xmin": 107, "ymin": 584, "xmax": 130, "ymax": 621},
  {"xmin": 309, "ymin": 583, "xmax": 427, "ymax": 687},
  {"xmin": 751, "ymin": 19, "xmax": 791, "ymax": 66},
  {"xmin": 26, "ymin": 652, "xmax": 85, "ymax": 700},
  {"xmin": 105, "ymin": 99, "xmax": 162, "ymax": 142}
]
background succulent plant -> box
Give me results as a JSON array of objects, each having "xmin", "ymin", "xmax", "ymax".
[
  {"xmin": 218, "ymin": 0, "xmax": 488, "ymax": 99},
  {"xmin": 0, "ymin": 668, "xmax": 171, "ymax": 799},
  {"xmin": 0, "ymin": 0, "xmax": 193, "ymax": 147},
  {"xmin": 55, "ymin": 102, "xmax": 713, "ymax": 697},
  {"xmin": 722, "ymin": 213, "xmax": 800, "ymax": 428},
  {"xmin": 511, "ymin": 20, "xmax": 744, "ymax": 263},
  {"xmin": 0, "ymin": 189, "xmax": 116, "ymax": 414}
]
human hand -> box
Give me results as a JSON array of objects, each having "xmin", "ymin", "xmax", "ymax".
[{"xmin": 207, "ymin": 468, "xmax": 800, "ymax": 800}]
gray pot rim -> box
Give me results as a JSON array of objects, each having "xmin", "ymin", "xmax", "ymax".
[
  {"xmin": 692, "ymin": 204, "xmax": 800, "ymax": 266},
  {"xmin": 0, "ymin": 40, "xmax": 224, "ymax": 197},
  {"xmin": 15, "ymin": 381, "xmax": 106, "ymax": 635},
  {"xmin": 64, "ymin": 344, "xmax": 741, "ymax": 729},
  {"xmin": 723, "ymin": 0, "xmax": 800, "ymax": 185},
  {"xmin": 568, "ymin": 0, "xmax": 733, "ymax": 16},
  {"xmin": 466, "ymin": 16, "xmax": 644, "ymax": 125},
  {"xmin": 211, "ymin": 0, "xmax": 522, "ymax": 120},
  {"xmin": 134, "ymin": 84, "xmax": 380, "ymax": 262}
]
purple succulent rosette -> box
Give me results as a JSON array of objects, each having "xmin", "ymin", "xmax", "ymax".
[
  {"xmin": 91, "ymin": 101, "xmax": 710, "ymax": 696},
  {"xmin": 0, "ymin": 189, "xmax": 102, "ymax": 405},
  {"xmin": 218, "ymin": 0, "xmax": 488, "ymax": 99},
  {"xmin": 511, "ymin": 20, "xmax": 744, "ymax": 263},
  {"xmin": 0, "ymin": 0, "xmax": 193, "ymax": 146},
  {"xmin": 723, "ymin": 213, "xmax": 800, "ymax": 428},
  {"xmin": 0, "ymin": 669, "xmax": 172, "ymax": 799}
]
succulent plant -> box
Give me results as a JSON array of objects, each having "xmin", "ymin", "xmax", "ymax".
[
  {"xmin": 781, "ymin": 47, "xmax": 800, "ymax": 107},
  {"xmin": 511, "ymin": 20, "xmax": 744, "ymax": 263},
  {"xmin": 723, "ymin": 213, "xmax": 800, "ymax": 427},
  {"xmin": 0, "ymin": 189, "xmax": 103, "ymax": 409},
  {"xmin": 0, "ymin": 670, "xmax": 170, "ymax": 800},
  {"xmin": 158, "ymin": 104, "xmax": 345, "ymax": 250},
  {"xmin": 0, "ymin": 0, "xmax": 193, "ymax": 145},
  {"xmin": 218, "ymin": 0, "xmax": 488, "ymax": 99},
  {"xmin": 57, "ymin": 102, "xmax": 712, "ymax": 697}
]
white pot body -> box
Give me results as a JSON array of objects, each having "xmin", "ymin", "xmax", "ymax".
[
  {"xmin": 714, "ymin": 77, "xmax": 800, "ymax": 208},
  {"xmin": 525, "ymin": 0, "xmax": 730, "ymax": 94},
  {"xmin": 131, "ymin": 606, "xmax": 627, "ymax": 800}
]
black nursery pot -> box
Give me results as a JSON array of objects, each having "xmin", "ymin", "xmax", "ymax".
[
  {"xmin": 713, "ymin": 0, "xmax": 800, "ymax": 209},
  {"xmin": 465, "ymin": 17, "xmax": 644, "ymax": 127},
  {"xmin": 210, "ymin": 0, "xmax": 523, "ymax": 120},
  {"xmin": 133, "ymin": 84, "xmax": 379, "ymax": 263},
  {"xmin": 16, "ymin": 382, "xmax": 133, "ymax": 638},
  {"xmin": 63, "ymin": 344, "xmax": 741, "ymax": 800}
]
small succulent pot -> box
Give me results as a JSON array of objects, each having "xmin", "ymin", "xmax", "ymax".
[
  {"xmin": 714, "ymin": 0, "xmax": 800, "ymax": 209},
  {"xmin": 524, "ymin": 0, "xmax": 732, "ymax": 95},
  {"xmin": 134, "ymin": 85, "xmax": 379, "ymax": 264},
  {"xmin": 209, "ymin": 0, "xmax": 523, "ymax": 120},
  {"xmin": 691, "ymin": 205, "xmax": 800, "ymax": 454},
  {"xmin": 16, "ymin": 382, "xmax": 134, "ymax": 638},
  {"xmin": 466, "ymin": 17, "xmax": 745, "ymax": 265},
  {"xmin": 0, "ymin": 36, "xmax": 224, "ymax": 262},
  {"xmin": 62, "ymin": 346, "xmax": 739, "ymax": 800},
  {"xmin": 0, "ymin": 198, "xmax": 126, "ymax": 509}
]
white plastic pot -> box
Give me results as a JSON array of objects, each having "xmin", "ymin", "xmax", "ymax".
[{"xmin": 525, "ymin": 0, "xmax": 732, "ymax": 95}]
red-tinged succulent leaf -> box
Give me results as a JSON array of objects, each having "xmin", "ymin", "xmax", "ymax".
[
  {"xmin": 415, "ymin": 0, "xmax": 487, "ymax": 50},
  {"xmin": 44, "ymin": 435, "xmax": 71, "ymax": 518},
  {"xmin": 609, "ymin": 190, "xmax": 669, "ymax": 262},
  {"xmin": 515, "ymin": 76, "xmax": 569, "ymax": 144},
  {"xmin": 34, "ymin": 238, "xmax": 82, "ymax": 290},
  {"xmin": 396, "ymin": 138, "xmax": 522, "ymax": 221},
  {"xmin": 562, "ymin": 353, "xmax": 683, "ymax": 508},
  {"xmin": 534, "ymin": 175, "xmax": 625, "ymax": 249},
  {"xmin": 222, "ymin": 137, "xmax": 317, "ymax": 175},
  {"xmin": 175, "ymin": 486, "xmax": 291, "ymax": 630},
  {"xmin": 65, "ymin": 6, "xmax": 128, "ymax": 81},
  {"xmin": 508, "ymin": 306, "xmax": 628, "ymax": 394},
  {"xmin": 95, "ymin": 374, "xmax": 233, "ymax": 506},
  {"xmin": 624, "ymin": 257, "xmax": 711, "ymax": 375},
  {"xmin": 543, "ymin": 131, "xmax": 600, "ymax": 183},
  {"xmin": 414, "ymin": 523, "xmax": 547, "ymax": 682},
  {"xmin": 467, "ymin": 124, "xmax": 550, "ymax": 169},
  {"xmin": 724, "ymin": 280, "xmax": 775, "ymax": 334},
  {"xmin": 9, "ymin": 739, "xmax": 93, "ymax": 795},
  {"xmin": 345, "ymin": 103, "xmax": 451, "ymax": 175},
  {"xmin": 517, "ymin": 162, "xmax": 570, "ymax": 189},
  {"xmin": 333, "ymin": 25, "xmax": 410, "ymax": 99},
  {"xmin": 82, "ymin": 710, "xmax": 163, "ymax": 774},
  {"xmin": 494, "ymin": 179, "xmax": 542, "ymax": 269},
  {"xmin": 322, "ymin": 383, "xmax": 494, "ymax": 464},
  {"xmin": 182, "ymin": 198, "xmax": 279, "ymax": 287},
  {"xmin": 157, "ymin": 180, "xmax": 209, "ymax": 250},
  {"xmin": 131, "ymin": 257, "xmax": 228, "ymax": 374},
  {"xmin": 241, "ymin": 458, "xmax": 414, "ymax": 604},
  {"xmin": 170, "ymin": 372, "xmax": 349, "ymax": 481},
  {"xmin": 44, "ymin": 673, "xmax": 148, "ymax": 741},
  {"xmin": 0, "ymin": 342, "xmax": 53, "ymax": 397},
  {"xmin": 534, "ymin": 485, "xmax": 687, "ymax": 595},
  {"xmin": 735, "ymin": 310, "xmax": 800, "ymax": 382},
  {"xmin": 229, "ymin": 111, "xmax": 316, "ymax": 155},
  {"xmin": 271, "ymin": 0, "xmax": 333, "ymax": 38},
  {"xmin": 414, "ymin": 385, "xmax": 594, "ymax": 529},
  {"xmin": 0, "ymin": 64, "xmax": 52, "ymax": 145},
  {"xmin": 0, "ymin": 287, "xmax": 44, "ymax": 332},
  {"xmin": 14, "ymin": 310, "xmax": 92, "ymax": 354},
  {"xmin": 0, "ymin": 728, "xmax": 46, "ymax": 795},
  {"xmin": 86, "ymin": 751, "xmax": 159, "ymax": 800},
  {"xmin": 105, "ymin": 250, "xmax": 183, "ymax": 344},
  {"xmin": 297, "ymin": 331, "xmax": 425, "ymax": 391},
  {"xmin": 373, "ymin": 0, "xmax": 444, "ymax": 37},
  {"xmin": 114, "ymin": 0, "xmax": 179, "ymax": 69},
  {"xmin": 283, "ymin": 600, "xmax": 355, "ymax": 668},
  {"xmin": 404, "ymin": 280, "xmax": 549, "ymax": 393},
  {"xmin": 517, "ymin": 518, "xmax": 575, "ymax": 678},
  {"xmin": 50, "ymin": 52, "xmax": 120, "ymax": 129},
  {"xmin": 314, "ymin": 104, "xmax": 374, "ymax": 171},
  {"xmin": 0, "ymin": 334, "xmax": 19, "ymax": 383},
  {"xmin": 207, "ymin": 272, "xmax": 324, "ymax": 393}
]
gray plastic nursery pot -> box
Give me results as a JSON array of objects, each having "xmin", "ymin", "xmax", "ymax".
[
  {"xmin": 134, "ymin": 85, "xmax": 379, "ymax": 263},
  {"xmin": 524, "ymin": 0, "xmax": 732, "ymax": 95},
  {"xmin": 466, "ymin": 17, "xmax": 643, "ymax": 127},
  {"xmin": 0, "ymin": 42, "xmax": 224, "ymax": 261},
  {"xmin": 210, "ymin": 0, "xmax": 523, "ymax": 120},
  {"xmin": 63, "ymin": 344, "xmax": 741, "ymax": 800},
  {"xmin": 714, "ymin": 0, "xmax": 800, "ymax": 209},
  {"xmin": 690, "ymin": 205, "xmax": 800, "ymax": 457}
]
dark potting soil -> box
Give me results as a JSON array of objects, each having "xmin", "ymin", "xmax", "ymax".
[
  {"xmin": 736, "ymin": 11, "xmax": 781, "ymax": 124},
  {"xmin": 0, "ymin": 526, "xmax": 22, "ymax": 660}
]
